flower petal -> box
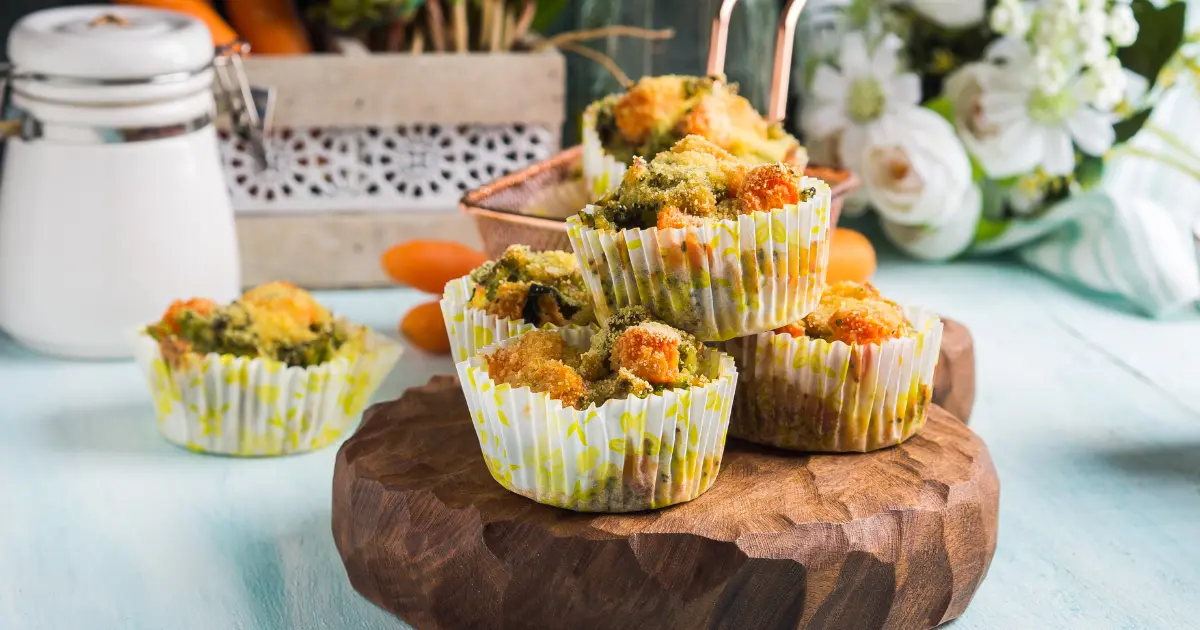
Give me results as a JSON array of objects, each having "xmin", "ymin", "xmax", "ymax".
[
  {"xmin": 889, "ymin": 73, "xmax": 922, "ymax": 108},
  {"xmin": 1067, "ymin": 107, "xmax": 1116, "ymax": 156},
  {"xmin": 1042, "ymin": 128, "xmax": 1076, "ymax": 176},
  {"xmin": 811, "ymin": 65, "xmax": 849, "ymax": 104},
  {"xmin": 882, "ymin": 185, "xmax": 983, "ymax": 261},
  {"xmin": 839, "ymin": 125, "xmax": 869, "ymax": 175},
  {"xmin": 964, "ymin": 117, "xmax": 1043, "ymax": 178},
  {"xmin": 802, "ymin": 104, "xmax": 849, "ymax": 142},
  {"xmin": 839, "ymin": 32, "xmax": 870, "ymax": 76},
  {"xmin": 871, "ymin": 33, "xmax": 903, "ymax": 79}
]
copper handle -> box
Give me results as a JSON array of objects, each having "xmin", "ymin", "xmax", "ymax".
[
  {"xmin": 706, "ymin": 0, "xmax": 739, "ymax": 78},
  {"xmin": 768, "ymin": 0, "xmax": 808, "ymax": 122}
]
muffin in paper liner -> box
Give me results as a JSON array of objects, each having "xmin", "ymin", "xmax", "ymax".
[
  {"xmin": 566, "ymin": 178, "xmax": 832, "ymax": 342},
  {"xmin": 721, "ymin": 307, "xmax": 943, "ymax": 453},
  {"xmin": 581, "ymin": 103, "xmax": 627, "ymax": 202},
  {"xmin": 133, "ymin": 330, "xmax": 402, "ymax": 456},
  {"xmin": 455, "ymin": 327, "xmax": 738, "ymax": 512},
  {"xmin": 440, "ymin": 275, "xmax": 597, "ymax": 363}
]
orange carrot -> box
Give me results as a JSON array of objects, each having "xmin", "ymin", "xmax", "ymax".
[
  {"xmin": 400, "ymin": 301, "xmax": 452, "ymax": 355},
  {"xmin": 227, "ymin": 0, "xmax": 312, "ymax": 55},
  {"xmin": 381, "ymin": 240, "xmax": 489, "ymax": 295},
  {"xmin": 113, "ymin": 0, "xmax": 239, "ymax": 48}
]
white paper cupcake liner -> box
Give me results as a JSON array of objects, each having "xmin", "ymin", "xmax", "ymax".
[
  {"xmin": 581, "ymin": 103, "xmax": 628, "ymax": 202},
  {"xmin": 456, "ymin": 327, "xmax": 738, "ymax": 512},
  {"xmin": 440, "ymin": 275, "xmax": 597, "ymax": 363},
  {"xmin": 721, "ymin": 307, "xmax": 943, "ymax": 452},
  {"xmin": 133, "ymin": 330, "xmax": 402, "ymax": 456},
  {"xmin": 566, "ymin": 179, "xmax": 832, "ymax": 342}
]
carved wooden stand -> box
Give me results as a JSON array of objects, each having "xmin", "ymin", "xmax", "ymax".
[{"xmin": 333, "ymin": 322, "xmax": 996, "ymax": 630}]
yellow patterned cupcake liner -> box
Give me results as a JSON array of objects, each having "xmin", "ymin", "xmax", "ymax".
[
  {"xmin": 440, "ymin": 275, "xmax": 597, "ymax": 363},
  {"xmin": 581, "ymin": 103, "xmax": 627, "ymax": 202},
  {"xmin": 133, "ymin": 329, "xmax": 402, "ymax": 456},
  {"xmin": 566, "ymin": 180, "xmax": 832, "ymax": 342},
  {"xmin": 721, "ymin": 307, "xmax": 943, "ymax": 452},
  {"xmin": 456, "ymin": 327, "xmax": 738, "ymax": 513}
]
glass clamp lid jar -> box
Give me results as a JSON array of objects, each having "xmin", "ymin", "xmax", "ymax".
[{"xmin": 0, "ymin": 5, "xmax": 272, "ymax": 359}]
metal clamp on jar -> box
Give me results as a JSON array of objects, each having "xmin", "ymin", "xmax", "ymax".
[{"xmin": 0, "ymin": 5, "xmax": 272, "ymax": 359}]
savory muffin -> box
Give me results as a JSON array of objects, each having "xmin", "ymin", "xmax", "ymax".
[
  {"xmin": 482, "ymin": 306, "xmax": 709, "ymax": 409},
  {"xmin": 147, "ymin": 281, "xmax": 361, "ymax": 368},
  {"xmin": 775, "ymin": 281, "xmax": 912, "ymax": 346},
  {"xmin": 135, "ymin": 281, "xmax": 402, "ymax": 456},
  {"xmin": 581, "ymin": 135, "xmax": 817, "ymax": 232},
  {"xmin": 590, "ymin": 74, "xmax": 806, "ymax": 168},
  {"xmin": 724, "ymin": 280, "xmax": 943, "ymax": 453},
  {"xmin": 466, "ymin": 245, "xmax": 595, "ymax": 327},
  {"xmin": 457, "ymin": 309, "xmax": 738, "ymax": 512}
]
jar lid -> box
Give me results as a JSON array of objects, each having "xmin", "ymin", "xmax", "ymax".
[{"xmin": 8, "ymin": 6, "xmax": 214, "ymax": 80}]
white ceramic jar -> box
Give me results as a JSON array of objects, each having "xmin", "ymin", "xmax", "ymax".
[{"xmin": 0, "ymin": 6, "xmax": 242, "ymax": 359}]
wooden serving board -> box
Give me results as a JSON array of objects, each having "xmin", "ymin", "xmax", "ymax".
[{"xmin": 332, "ymin": 321, "xmax": 996, "ymax": 630}]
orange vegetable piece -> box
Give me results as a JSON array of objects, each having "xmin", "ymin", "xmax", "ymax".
[
  {"xmin": 226, "ymin": 0, "xmax": 312, "ymax": 55},
  {"xmin": 113, "ymin": 0, "xmax": 239, "ymax": 48},
  {"xmin": 400, "ymin": 301, "xmax": 451, "ymax": 355},
  {"xmin": 160, "ymin": 298, "xmax": 217, "ymax": 332},
  {"xmin": 382, "ymin": 240, "xmax": 489, "ymax": 295},
  {"xmin": 826, "ymin": 228, "xmax": 877, "ymax": 284}
]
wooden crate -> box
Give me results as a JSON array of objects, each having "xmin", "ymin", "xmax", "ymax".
[{"xmin": 222, "ymin": 50, "xmax": 565, "ymax": 289}]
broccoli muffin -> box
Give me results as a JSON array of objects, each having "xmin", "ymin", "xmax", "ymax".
[
  {"xmin": 723, "ymin": 280, "xmax": 943, "ymax": 453},
  {"xmin": 466, "ymin": 245, "xmax": 595, "ymax": 327},
  {"xmin": 568, "ymin": 135, "xmax": 832, "ymax": 341},
  {"xmin": 580, "ymin": 135, "xmax": 816, "ymax": 232},
  {"xmin": 456, "ymin": 308, "xmax": 738, "ymax": 512},
  {"xmin": 442, "ymin": 245, "xmax": 597, "ymax": 362},
  {"xmin": 483, "ymin": 306, "xmax": 709, "ymax": 410},
  {"xmin": 134, "ymin": 282, "xmax": 402, "ymax": 456},
  {"xmin": 147, "ymin": 282, "xmax": 361, "ymax": 368},
  {"xmin": 590, "ymin": 75, "xmax": 806, "ymax": 167}
]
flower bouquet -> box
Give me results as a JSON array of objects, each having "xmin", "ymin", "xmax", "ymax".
[{"xmin": 794, "ymin": 0, "xmax": 1200, "ymax": 315}]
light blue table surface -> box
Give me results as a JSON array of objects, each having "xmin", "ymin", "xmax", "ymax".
[{"xmin": 2, "ymin": 246, "xmax": 1199, "ymax": 630}]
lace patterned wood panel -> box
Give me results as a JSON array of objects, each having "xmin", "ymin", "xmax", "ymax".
[{"xmin": 221, "ymin": 124, "xmax": 557, "ymax": 213}]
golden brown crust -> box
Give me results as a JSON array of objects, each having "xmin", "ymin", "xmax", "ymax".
[
  {"xmin": 737, "ymin": 163, "xmax": 803, "ymax": 215},
  {"xmin": 596, "ymin": 75, "xmax": 804, "ymax": 168},
  {"xmin": 485, "ymin": 332, "xmax": 586, "ymax": 409},
  {"xmin": 481, "ymin": 310, "xmax": 708, "ymax": 410},
  {"xmin": 613, "ymin": 76, "xmax": 690, "ymax": 146},
  {"xmin": 590, "ymin": 135, "xmax": 807, "ymax": 230},
  {"xmin": 781, "ymin": 281, "xmax": 912, "ymax": 346},
  {"xmin": 610, "ymin": 323, "xmax": 683, "ymax": 385}
]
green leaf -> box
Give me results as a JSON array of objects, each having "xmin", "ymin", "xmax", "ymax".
[
  {"xmin": 974, "ymin": 216, "xmax": 1009, "ymax": 244},
  {"xmin": 1117, "ymin": 0, "xmax": 1187, "ymax": 91},
  {"xmin": 1113, "ymin": 107, "xmax": 1154, "ymax": 144},
  {"xmin": 924, "ymin": 96, "xmax": 954, "ymax": 123},
  {"xmin": 978, "ymin": 178, "xmax": 1008, "ymax": 221},
  {"xmin": 532, "ymin": 0, "xmax": 569, "ymax": 34},
  {"xmin": 1074, "ymin": 155, "xmax": 1106, "ymax": 190}
]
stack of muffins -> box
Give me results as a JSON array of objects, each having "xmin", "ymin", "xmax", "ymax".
[{"xmin": 443, "ymin": 75, "xmax": 944, "ymax": 513}]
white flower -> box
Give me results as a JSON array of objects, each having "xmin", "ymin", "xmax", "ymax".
[
  {"xmin": 1035, "ymin": 51, "xmax": 1071, "ymax": 94},
  {"xmin": 990, "ymin": 0, "xmax": 1030, "ymax": 38},
  {"xmin": 1108, "ymin": 3, "xmax": 1139, "ymax": 47},
  {"xmin": 802, "ymin": 32, "xmax": 921, "ymax": 175},
  {"xmin": 1078, "ymin": 8, "xmax": 1111, "ymax": 65},
  {"xmin": 881, "ymin": 185, "xmax": 983, "ymax": 261},
  {"xmin": 1009, "ymin": 171, "xmax": 1049, "ymax": 214},
  {"xmin": 1081, "ymin": 56, "xmax": 1128, "ymax": 111},
  {"xmin": 950, "ymin": 38, "xmax": 1116, "ymax": 178},
  {"xmin": 910, "ymin": 0, "xmax": 987, "ymax": 29},
  {"xmin": 860, "ymin": 107, "xmax": 975, "ymax": 227}
]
